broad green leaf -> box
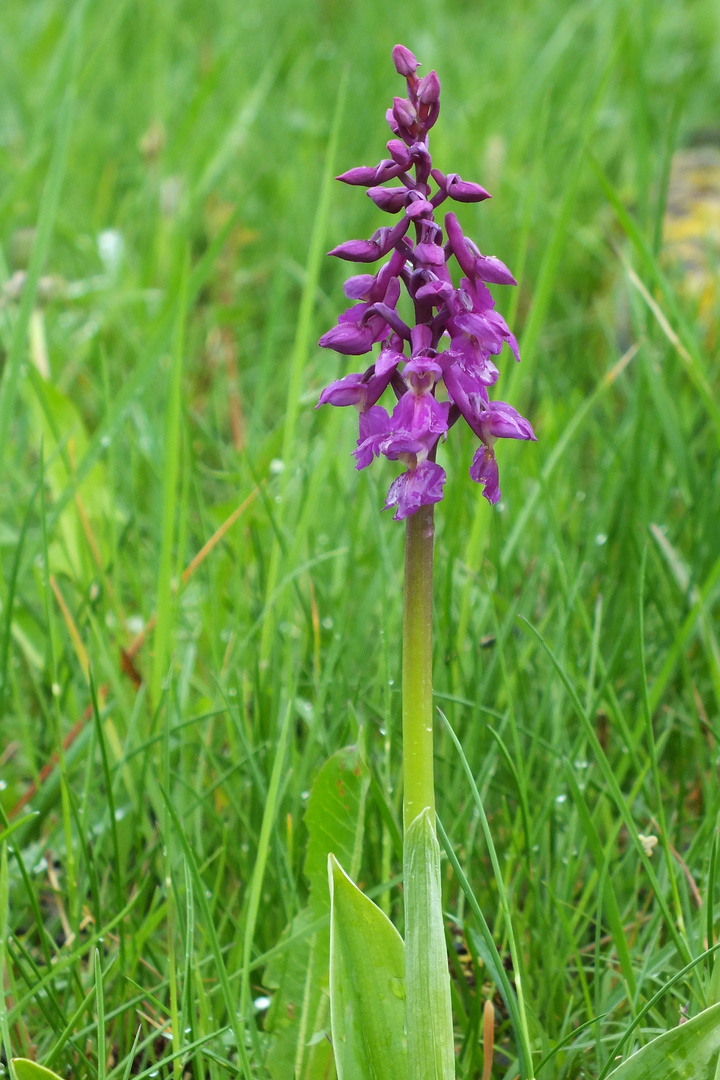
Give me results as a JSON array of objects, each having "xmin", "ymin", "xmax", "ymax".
[
  {"xmin": 264, "ymin": 747, "xmax": 369, "ymax": 1080},
  {"xmin": 304, "ymin": 746, "xmax": 368, "ymax": 917},
  {"xmin": 404, "ymin": 809, "xmax": 454, "ymax": 1080},
  {"xmin": 13, "ymin": 1061, "xmax": 65, "ymax": 1080},
  {"xmin": 328, "ymin": 855, "xmax": 407, "ymax": 1080},
  {"xmin": 608, "ymin": 1003, "xmax": 720, "ymax": 1080}
]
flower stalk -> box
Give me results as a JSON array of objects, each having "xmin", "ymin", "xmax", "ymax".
[{"xmin": 402, "ymin": 503, "xmax": 435, "ymax": 831}]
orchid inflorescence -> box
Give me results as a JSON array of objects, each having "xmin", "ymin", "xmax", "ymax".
[{"xmin": 317, "ymin": 43, "xmax": 536, "ymax": 521}]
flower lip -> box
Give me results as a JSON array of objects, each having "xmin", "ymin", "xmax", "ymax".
[
  {"xmin": 470, "ymin": 446, "xmax": 500, "ymax": 504},
  {"xmin": 404, "ymin": 355, "xmax": 443, "ymax": 390},
  {"xmin": 383, "ymin": 460, "xmax": 446, "ymax": 521}
]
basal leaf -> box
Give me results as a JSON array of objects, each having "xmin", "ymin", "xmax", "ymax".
[
  {"xmin": 304, "ymin": 746, "xmax": 368, "ymax": 917},
  {"xmin": 328, "ymin": 855, "xmax": 407, "ymax": 1080},
  {"xmin": 264, "ymin": 747, "xmax": 369, "ymax": 1080},
  {"xmin": 608, "ymin": 1002, "xmax": 720, "ymax": 1080},
  {"xmin": 13, "ymin": 1061, "xmax": 65, "ymax": 1080},
  {"xmin": 403, "ymin": 808, "xmax": 454, "ymax": 1080}
]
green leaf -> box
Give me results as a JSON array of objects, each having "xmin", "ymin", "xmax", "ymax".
[
  {"xmin": 403, "ymin": 809, "xmax": 454, "ymax": 1080},
  {"xmin": 607, "ymin": 1003, "xmax": 720, "ymax": 1080},
  {"xmin": 264, "ymin": 747, "xmax": 369, "ymax": 1080},
  {"xmin": 13, "ymin": 1061, "xmax": 65, "ymax": 1080},
  {"xmin": 304, "ymin": 746, "xmax": 368, "ymax": 917},
  {"xmin": 328, "ymin": 855, "xmax": 407, "ymax": 1080}
]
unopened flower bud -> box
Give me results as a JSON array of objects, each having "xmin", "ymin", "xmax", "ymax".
[
  {"xmin": 445, "ymin": 174, "xmax": 491, "ymax": 203},
  {"xmin": 318, "ymin": 322, "xmax": 376, "ymax": 354},
  {"xmin": 416, "ymin": 71, "xmax": 440, "ymax": 106},
  {"xmin": 328, "ymin": 238, "xmax": 382, "ymax": 263},
  {"xmin": 387, "ymin": 139, "xmax": 412, "ymax": 168},
  {"xmin": 392, "ymin": 44, "xmax": 418, "ymax": 77},
  {"xmin": 367, "ymin": 186, "xmax": 408, "ymax": 213},
  {"xmin": 392, "ymin": 97, "xmax": 417, "ymax": 129}
]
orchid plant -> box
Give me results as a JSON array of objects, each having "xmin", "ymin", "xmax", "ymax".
[
  {"xmin": 311, "ymin": 41, "xmax": 720, "ymax": 1080},
  {"xmin": 316, "ymin": 44, "xmax": 534, "ymax": 1080}
]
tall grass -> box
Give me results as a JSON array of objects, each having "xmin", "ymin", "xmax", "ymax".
[{"xmin": 0, "ymin": 0, "xmax": 719, "ymax": 1077}]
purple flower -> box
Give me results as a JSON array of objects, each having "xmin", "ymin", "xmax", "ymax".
[
  {"xmin": 317, "ymin": 44, "xmax": 535, "ymax": 517},
  {"xmin": 384, "ymin": 460, "xmax": 446, "ymax": 521}
]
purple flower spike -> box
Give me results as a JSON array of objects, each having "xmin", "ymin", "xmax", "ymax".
[{"xmin": 316, "ymin": 45, "xmax": 534, "ymax": 518}]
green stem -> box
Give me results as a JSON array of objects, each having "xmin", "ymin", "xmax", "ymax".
[
  {"xmin": 402, "ymin": 505, "xmax": 454, "ymax": 1080},
  {"xmin": 402, "ymin": 503, "xmax": 435, "ymax": 832}
]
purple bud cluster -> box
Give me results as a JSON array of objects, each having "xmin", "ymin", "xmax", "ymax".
[{"xmin": 317, "ymin": 44, "xmax": 535, "ymax": 521}]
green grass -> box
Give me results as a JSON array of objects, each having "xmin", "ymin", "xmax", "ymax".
[{"xmin": 1, "ymin": 0, "xmax": 720, "ymax": 1077}]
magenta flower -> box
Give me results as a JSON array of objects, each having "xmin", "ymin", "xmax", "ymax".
[{"xmin": 317, "ymin": 44, "xmax": 535, "ymax": 519}]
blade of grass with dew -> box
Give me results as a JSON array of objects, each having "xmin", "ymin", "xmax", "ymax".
[
  {"xmin": 519, "ymin": 615, "xmax": 692, "ymax": 966},
  {"xmin": 159, "ymin": 788, "xmax": 252, "ymax": 1080},
  {"xmin": 435, "ymin": 816, "xmax": 528, "ymax": 1075},
  {"xmin": 563, "ymin": 762, "xmax": 637, "ymax": 1002},
  {"xmin": 238, "ymin": 700, "xmax": 293, "ymax": 1033},
  {"xmin": 38, "ymin": 450, "xmax": 79, "ymax": 932},
  {"xmin": 637, "ymin": 547, "xmax": 688, "ymax": 941},
  {"xmin": 94, "ymin": 948, "xmax": 106, "ymax": 1080},
  {"xmin": 45, "ymin": 955, "xmax": 118, "ymax": 1069},
  {"xmin": 0, "ymin": 477, "xmax": 40, "ymax": 711},
  {"xmin": 0, "ymin": 842, "xmax": 14, "ymax": 1072},
  {"xmin": 150, "ymin": 255, "xmax": 188, "ymax": 709}
]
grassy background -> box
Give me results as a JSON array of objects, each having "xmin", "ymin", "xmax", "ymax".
[{"xmin": 1, "ymin": 0, "xmax": 720, "ymax": 1077}]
